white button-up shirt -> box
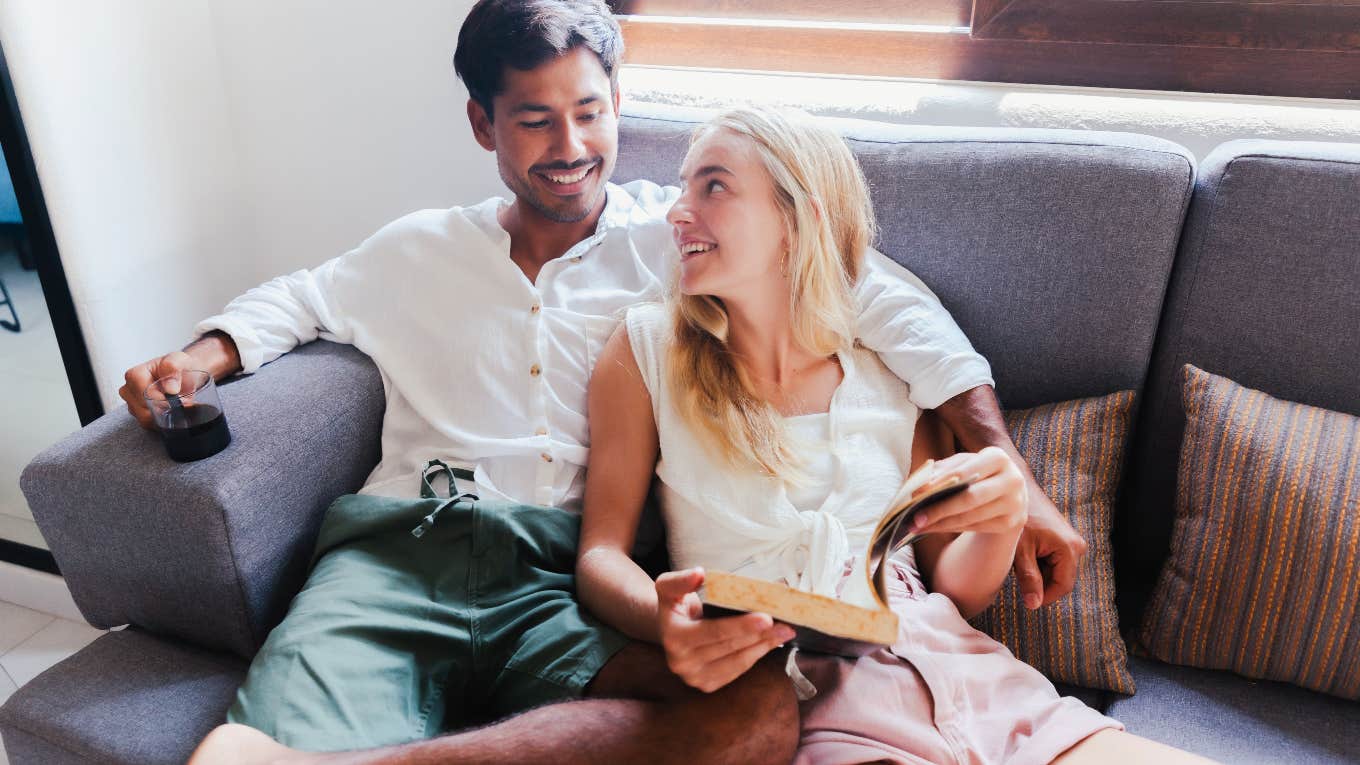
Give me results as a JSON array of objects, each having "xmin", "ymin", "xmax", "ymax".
[{"xmin": 193, "ymin": 181, "xmax": 992, "ymax": 510}]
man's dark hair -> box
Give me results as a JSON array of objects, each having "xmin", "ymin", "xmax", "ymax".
[{"xmin": 454, "ymin": 0, "xmax": 623, "ymax": 121}]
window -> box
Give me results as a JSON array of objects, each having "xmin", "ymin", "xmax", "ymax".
[{"xmin": 608, "ymin": 0, "xmax": 1360, "ymax": 100}]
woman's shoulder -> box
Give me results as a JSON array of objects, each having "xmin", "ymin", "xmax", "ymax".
[{"xmin": 622, "ymin": 301, "xmax": 672, "ymax": 393}]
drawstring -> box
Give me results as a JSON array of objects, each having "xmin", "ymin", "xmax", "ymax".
[{"xmin": 411, "ymin": 459, "xmax": 479, "ymax": 538}]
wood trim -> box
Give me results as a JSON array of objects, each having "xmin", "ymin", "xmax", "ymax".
[
  {"xmin": 617, "ymin": 16, "xmax": 1360, "ymax": 99},
  {"xmin": 609, "ymin": 0, "xmax": 972, "ymax": 27},
  {"xmin": 970, "ymin": 0, "xmax": 1360, "ymax": 52}
]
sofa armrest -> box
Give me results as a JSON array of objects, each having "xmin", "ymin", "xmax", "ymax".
[{"xmin": 19, "ymin": 341, "xmax": 384, "ymax": 658}]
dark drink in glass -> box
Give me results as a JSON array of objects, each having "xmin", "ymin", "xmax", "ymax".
[
  {"xmin": 144, "ymin": 370, "xmax": 232, "ymax": 462},
  {"xmin": 160, "ymin": 402, "xmax": 231, "ymax": 462}
]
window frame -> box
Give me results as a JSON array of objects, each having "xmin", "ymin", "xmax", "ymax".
[{"xmin": 611, "ymin": 0, "xmax": 1360, "ymax": 100}]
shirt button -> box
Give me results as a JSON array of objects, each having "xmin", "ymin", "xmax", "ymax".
[
  {"xmin": 572, "ymin": 256, "xmax": 582, "ymax": 263},
  {"xmin": 530, "ymin": 303, "xmax": 541, "ymax": 314},
  {"xmin": 530, "ymin": 364, "xmax": 542, "ymax": 377},
  {"xmin": 535, "ymin": 426, "xmax": 549, "ymax": 436},
  {"xmin": 540, "ymin": 452, "xmax": 554, "ymax": 463}
]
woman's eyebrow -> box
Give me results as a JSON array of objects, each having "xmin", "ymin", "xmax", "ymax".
[{"xmin": 679, "ymin": 164, "xmax": 733, "ymax": 183}]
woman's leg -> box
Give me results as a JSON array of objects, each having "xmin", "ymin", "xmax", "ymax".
[{"xmin": 1052, "ymin": 729, "xmax": 1221, "ymax": 764}]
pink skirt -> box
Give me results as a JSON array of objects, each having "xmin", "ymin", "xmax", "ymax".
[{"xmin": 792, "ymin": 562, "xmax": 1123, "ymax": 765}]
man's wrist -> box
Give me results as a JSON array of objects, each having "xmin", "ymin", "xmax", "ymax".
[{"xmin": 183, "ymin": 330, "xmax": 243, "ymax": 380}]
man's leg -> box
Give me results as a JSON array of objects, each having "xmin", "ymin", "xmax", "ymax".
[{"xmin": 192, "ymin": 644, "xmax": 798, "ymax": 765}]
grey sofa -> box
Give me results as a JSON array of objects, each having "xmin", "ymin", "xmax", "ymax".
[{"xmin": 4, "ymin": 105, "xmax": 1357, "ymax": 764}]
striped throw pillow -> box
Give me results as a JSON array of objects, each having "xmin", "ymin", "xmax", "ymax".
[
  {"xmin": 968, "ymin": 390, "xmax": 1136, "ymax": 694},
  {"xmin": 1140, "ymin": 364, "xmax": 1360, "ymax": 699}
]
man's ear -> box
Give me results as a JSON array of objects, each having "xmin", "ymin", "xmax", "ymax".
[
  {"xmin": 611, "ymin": 85, "xmax": 621, "ymax": 116},
  {"xmin": 467, "ymin": 99, "xmax": 496, "ymax": 152}
]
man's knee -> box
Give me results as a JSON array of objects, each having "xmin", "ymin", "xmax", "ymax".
[{"xmin": 714, "ymin": 653, "xmax": 799, "ymax": 765}]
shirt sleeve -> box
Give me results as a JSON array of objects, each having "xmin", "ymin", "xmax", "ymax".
[
  {"xmin": 191, "ymin": 253, "xmax": 356, "ymax": 375},
  {"xmin": 853, "ymin": 247, "xmax": 995, "ymax": 410}
]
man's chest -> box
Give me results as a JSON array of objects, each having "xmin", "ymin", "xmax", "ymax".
[{"xmin": 349, "ymin": 238, "xmax": 670, "ymax": 398}]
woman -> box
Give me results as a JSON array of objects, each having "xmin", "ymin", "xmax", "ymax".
[{"xmin": 577, "ymin": 106, "xmax": 1213, "ymax": 764}]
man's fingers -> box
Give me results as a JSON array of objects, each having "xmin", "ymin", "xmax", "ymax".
[
  {"xmin": 1012, "ymin": 533, "xmax": 1045, "ymax": 610},
  {"xmin": 154, "ymin": 352, "xmax": 193, "ymax": 395},
  {"xmin": 1041, "ymin": 548, "xmax": 1080, "ymax": 605}
]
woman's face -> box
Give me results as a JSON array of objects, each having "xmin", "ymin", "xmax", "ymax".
[{"xmin": 667, "ymin": 127, "xmax": 788, "ymax": 299}]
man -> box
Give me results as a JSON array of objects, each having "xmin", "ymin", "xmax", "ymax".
[{"xmin": 120, "ymin": 2, "xmax": 1086, "ymax": 762}]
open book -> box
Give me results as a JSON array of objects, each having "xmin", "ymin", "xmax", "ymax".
[{"xmin": 697, "ymin": 459, "xmax": 972, "ymax": 657}]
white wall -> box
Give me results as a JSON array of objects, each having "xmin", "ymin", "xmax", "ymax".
[
  {"xmin": 0, "ymin": 0, "xmax": 505, "ymax": 412},
  {"xmin": 4, "ymin": 2, "xmax": 1359, "ymax": 416},
  {"xmin": 208, "ymin": 0, "xmax": 503, "ymax": 284},
  {"xmin": 0, "ymin": 0, "xmax": 250, "ymax": 412}
]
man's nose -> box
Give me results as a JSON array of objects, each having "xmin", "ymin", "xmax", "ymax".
[{"xmin": 552, "ymin": 120, "xmax": 588, "ymax": 161}]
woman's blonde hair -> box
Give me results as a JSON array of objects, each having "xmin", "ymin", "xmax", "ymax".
[{"xmin": 667, "ymin": 106, "xmax": 877, "ymax": 477}]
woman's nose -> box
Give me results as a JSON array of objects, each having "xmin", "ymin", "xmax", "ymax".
[{"xmin": 667, "ymin": 194, "xmax": 694, "ymax": 226}]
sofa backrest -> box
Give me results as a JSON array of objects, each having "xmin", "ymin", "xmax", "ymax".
[
  {"xmin": 616, "ymin": 104, "xmax": 1196, "ymax": 411},
  {"xmin": 1119, "ymin": 140, "xmax": 1360, "ymax": 631}
]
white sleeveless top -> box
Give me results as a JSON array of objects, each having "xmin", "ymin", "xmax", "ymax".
[{"xmin": 625, "ymin": 302, "xmax": 923, "ymax": 599}]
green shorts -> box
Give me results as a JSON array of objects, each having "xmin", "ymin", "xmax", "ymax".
[{"xmin": 226, "ymin": 476, "xmax": 630, "ymax": 752}]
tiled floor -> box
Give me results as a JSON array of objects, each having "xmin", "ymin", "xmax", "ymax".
[{"xmin": 0, "ymin": 599, "xmax": 105, "ymax": 765}]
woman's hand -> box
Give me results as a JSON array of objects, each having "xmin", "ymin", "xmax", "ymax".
[
  {"xmin": 909, "ymin": 446, "xmax": 1028, "ymax": 537},
  {"xmin": 655, "ymin": 568, "xmax": 796, "ymax": 693}
]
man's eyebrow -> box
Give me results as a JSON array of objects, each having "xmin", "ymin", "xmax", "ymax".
[
  {"xmin": 508, "ymin": 96, "xmax": 601, "ymax": 116},
  {"xmin": 680, "ymin": 164, "xmax": 732, "ymax": 182}
]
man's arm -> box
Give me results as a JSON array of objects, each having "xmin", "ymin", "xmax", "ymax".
[
  {"xmin": 118, "ymin": 255, "xmax": 358, "ymax": 429},
  {"xmin": 935, "ymin": 385, "xmax": 1089, "ymax": 609}
]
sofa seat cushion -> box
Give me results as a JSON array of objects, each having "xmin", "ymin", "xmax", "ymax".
[
  {"xmin": 0, "ymin": 629, "xmax": 246, "ymax": 765},
  {"xmin": 1107, "ymin": 656, "xmax": 1360, "ymax": 764}
]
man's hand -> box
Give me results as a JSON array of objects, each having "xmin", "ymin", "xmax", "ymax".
[
  {"xmin": 118, "ymin": 331, "xmax": 242, "ymax": 430},
  {"xmin": 1012, "ymin": 483, "xmax": 1088, "ymax": 609},
  {"xmin": 655, "ymin": 568, "xmax": 795, "ymax": 693}
]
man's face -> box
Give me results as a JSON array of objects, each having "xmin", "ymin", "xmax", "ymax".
[{"xmin": 471, "ymin": 47, "xmax": 619, "ymax": 224}]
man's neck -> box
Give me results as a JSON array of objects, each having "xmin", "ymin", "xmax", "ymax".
[{"xmin": 499, "ymin": 195, "xmax": 607, "ymax": 284}]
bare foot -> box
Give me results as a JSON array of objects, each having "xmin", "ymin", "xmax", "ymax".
[{"xmin": 187, "ymin": 723, "xmax": 322, "ymax": 765}]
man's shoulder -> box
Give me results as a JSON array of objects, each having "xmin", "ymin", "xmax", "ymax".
[
  {"xmin": 608, "ymin": 179, "xmax": 679, "ymax": 226},
  {"xmin": 368, "ymin": 198, "xmax": 503, "ymax": 244}
]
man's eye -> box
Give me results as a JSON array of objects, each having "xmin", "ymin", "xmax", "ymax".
[
  {"xmin": 578, "ymin": 112, "xmax": 600, "ymax": 123},
  {"xmin": 707, "ymin": 179, "xmax": 726, "ymax": 193},
  {"xmin": 521, "ymin": 120, "xmax": 549, "ymax": 129}
]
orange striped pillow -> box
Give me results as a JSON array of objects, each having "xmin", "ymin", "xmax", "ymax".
[
  {"xmin": 1140, "ymin": 364, "xmax": 1360, "ymax": 699},
  {"xmin": 969, "ymin": 390, "xmax": 1136, "ymax": 694}
]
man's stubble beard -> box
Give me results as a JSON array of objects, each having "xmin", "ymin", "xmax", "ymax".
[{"xmin": 500, "ymin": 163, "xmax": 607, "ymax": 224}]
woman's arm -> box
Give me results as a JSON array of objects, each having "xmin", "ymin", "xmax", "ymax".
[
  {"xmin": 911, "ymin": 447, "xmax": 1028, "ymax": 619},
  {"xmin": 577, "ymin": 325, "xmax": 666, "ymax": 643}
]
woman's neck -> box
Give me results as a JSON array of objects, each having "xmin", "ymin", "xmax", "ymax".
[{"xmin": 724, "ymin": 291, "xmax": 824, "ymax": 386}]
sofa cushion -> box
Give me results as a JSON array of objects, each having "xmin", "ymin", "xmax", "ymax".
[
  {"xmin": 1108, "ymin": 656, "xmax": 1360, "ymax": 764},
  {"xmin": 970, "ymin": 391, "xmax": 1136, "ymax": 694},
  {"xmin": 617, "ymin": 102, "xmax": 1194, "ymax": 411},
  {"xmin": 0, "ymin": 629, "xmax": 246, "ymax": 765},
  {"xmin": 1140, "ymin": 364, "xmax": 1360, "ymax": 699},
  {"xmin": 1121, "ymin": 140, "xmax": 1360, "ymax": 631}
]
